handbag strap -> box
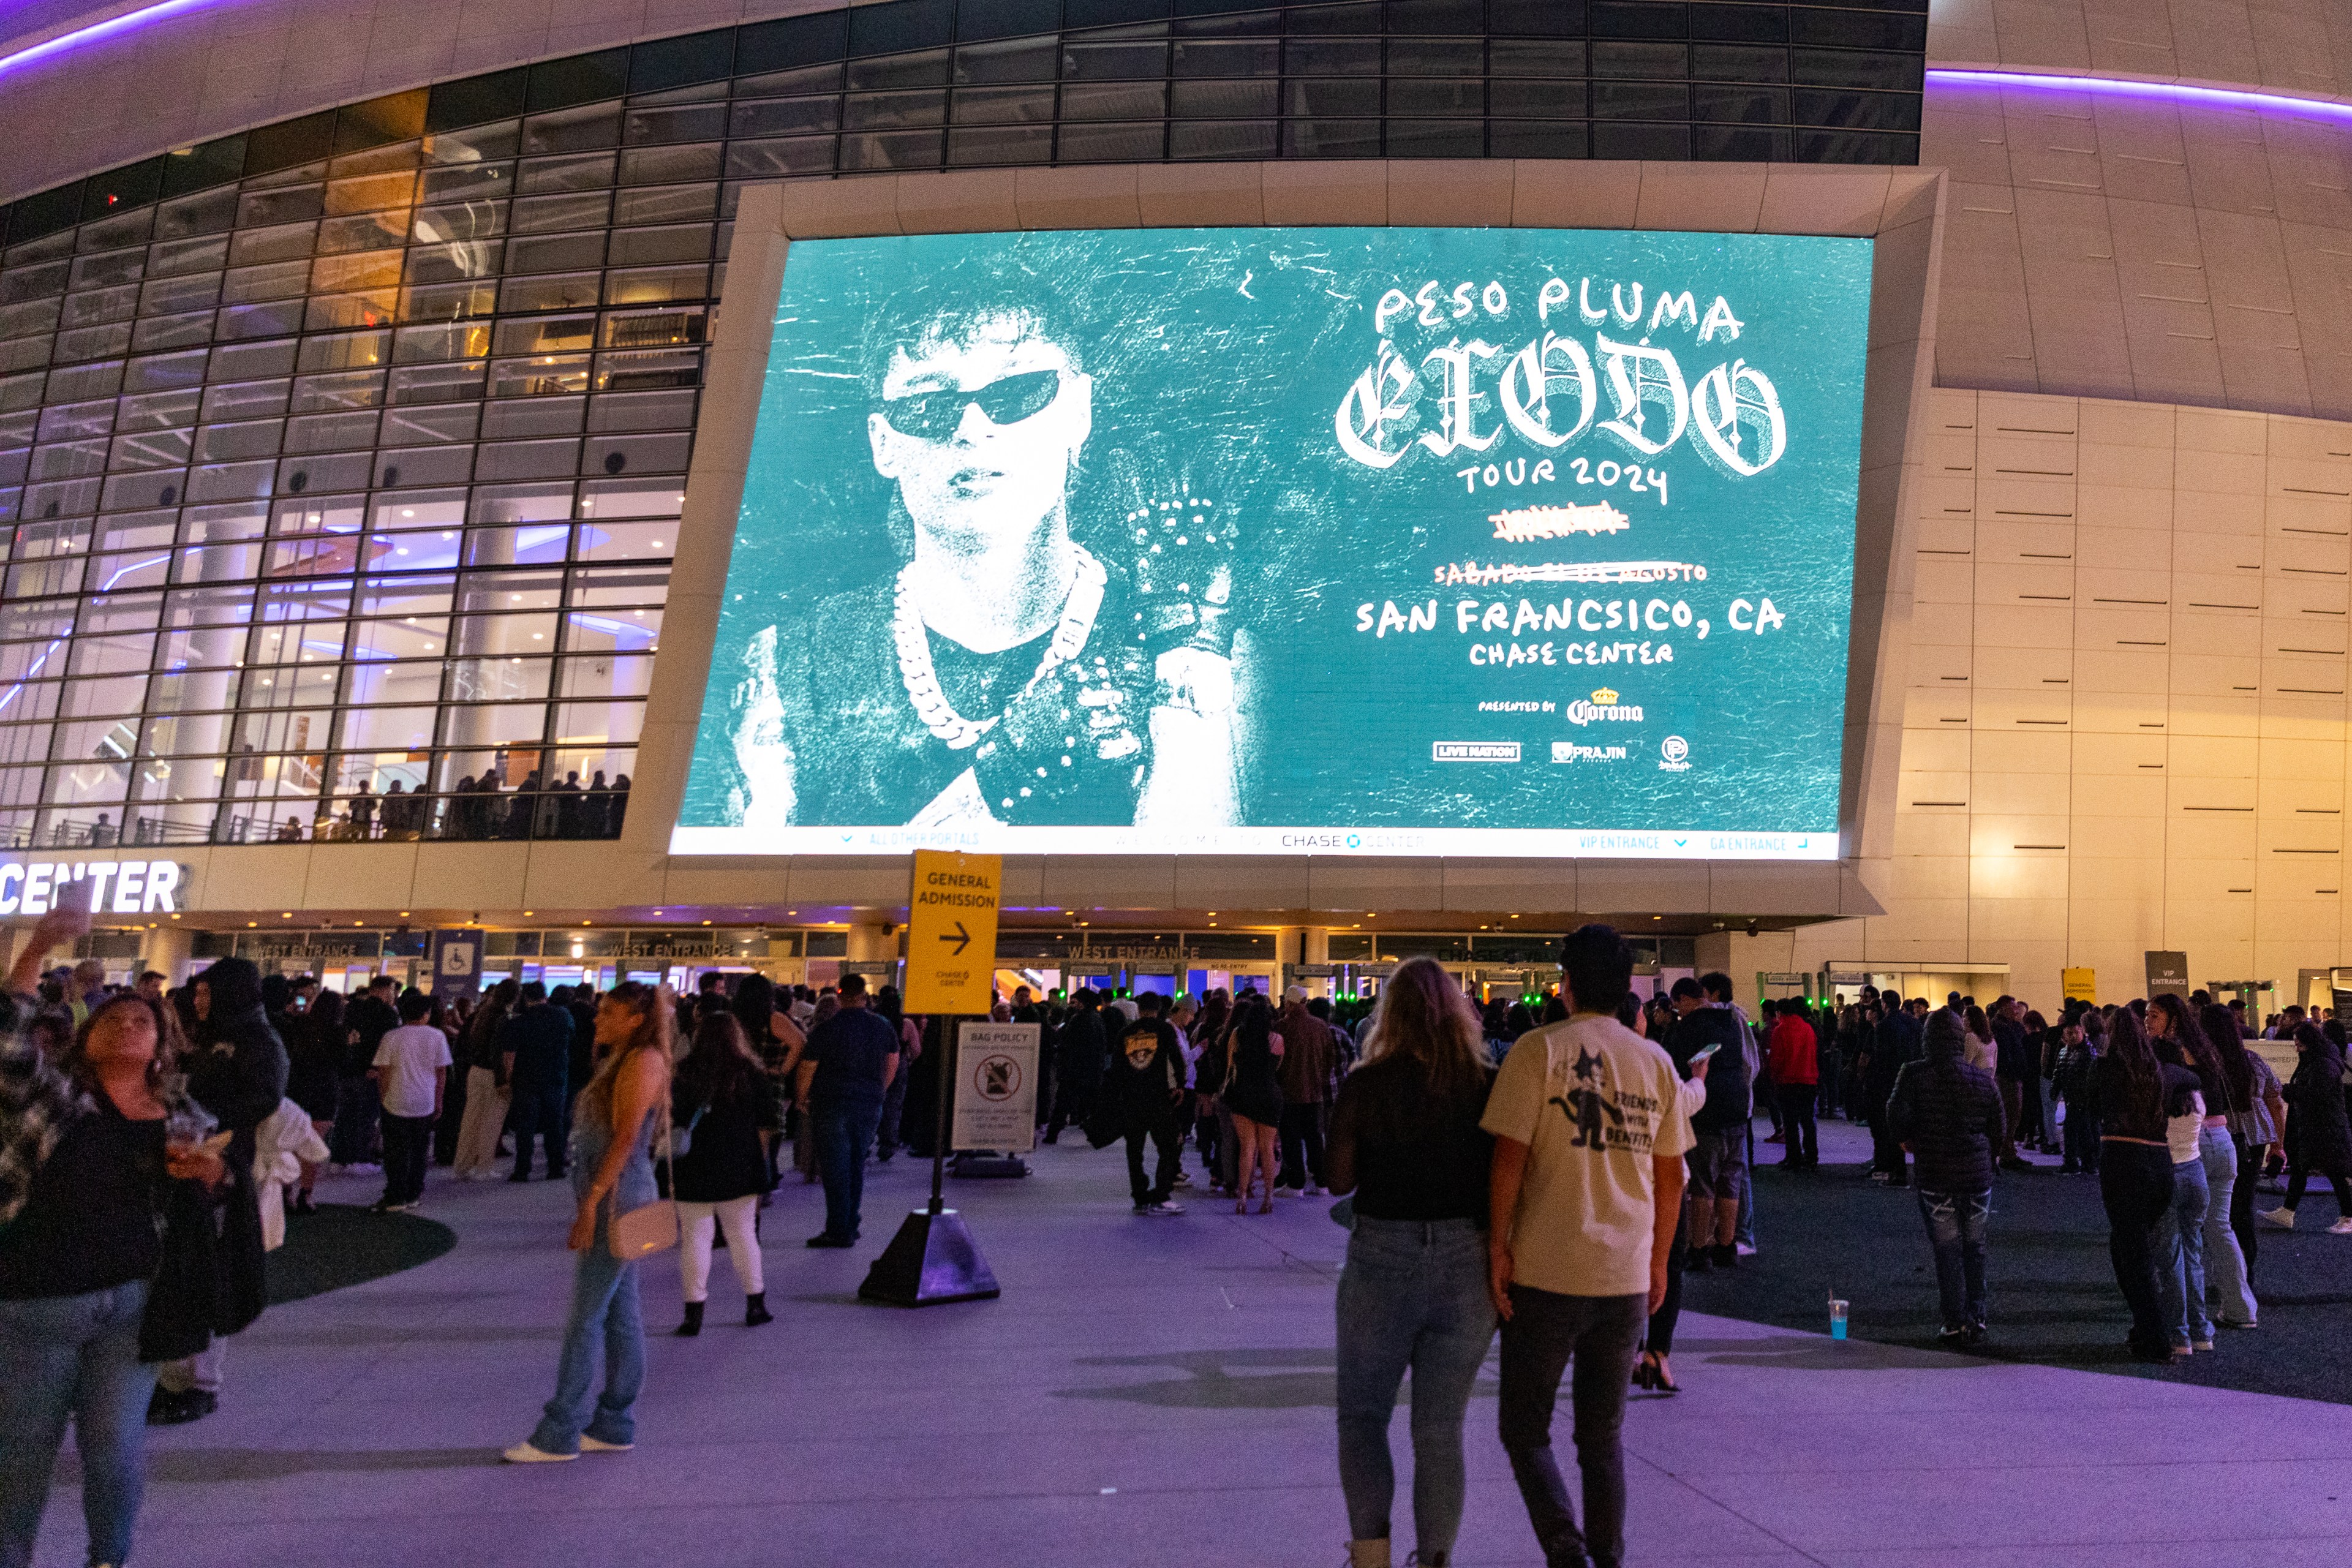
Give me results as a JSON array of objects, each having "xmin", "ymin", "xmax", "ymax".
[{"xmin": 601, "ymin": 1050, "xmax": 674, "ymax": 1215}]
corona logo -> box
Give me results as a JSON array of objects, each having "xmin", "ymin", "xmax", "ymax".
[{"xmin": 1565, "ymin": 692, "xmax": 1643, "ymax": 727}]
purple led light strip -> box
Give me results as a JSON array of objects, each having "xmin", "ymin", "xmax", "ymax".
[
  {"xmin": 1928, "ymin": 67, "xmax": 2352, "ymax": 124},
  {"xmin": 0, "ymin": 0, "xmax": 218, "ymax": 80}
]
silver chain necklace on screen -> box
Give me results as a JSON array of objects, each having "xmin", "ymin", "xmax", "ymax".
[{"xmin": 892, "ymin": 546, "xmax": 1106, "ymax": 750}]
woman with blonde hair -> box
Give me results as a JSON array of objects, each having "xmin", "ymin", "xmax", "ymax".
[
  {"xmin": 1325, "ymin": 957, "xmax": 1497, "ymax": 1568},
  {"xmin": 506, "ymin": 982, "xmax": 673, "ymax": 1462}
]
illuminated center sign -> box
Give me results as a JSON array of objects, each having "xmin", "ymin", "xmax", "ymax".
[
  {"xmin": 674, "ymin": 226, "xmax": 1873, "ymax": 861},
  {"xmin": 0, "ymin": 858, "xmax": 186, "ymax": 916}
]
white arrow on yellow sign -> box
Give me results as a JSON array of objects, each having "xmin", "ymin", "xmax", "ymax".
[{"xmin": 904, "ymin": 850, "xmax": 1001, "ymax": 1016}]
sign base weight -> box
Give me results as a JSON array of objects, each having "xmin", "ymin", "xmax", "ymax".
[
  {"xmin": 949, "ymin": 1153, "xmax": 1029, "ymax": 1179},
  {"xmin": 857, "ymin": 1208, "xmax": 1001, "ymax": 1307}
]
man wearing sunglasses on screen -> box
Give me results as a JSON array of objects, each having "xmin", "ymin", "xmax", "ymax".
[{"xmin": 729, "ymin": 302, "xmax": 1243, "ymax": 834}]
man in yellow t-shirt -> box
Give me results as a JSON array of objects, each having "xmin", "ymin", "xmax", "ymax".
[{"xmin": 1482, "ymin": 924, "xmax": 1693, "ymax": 1568}]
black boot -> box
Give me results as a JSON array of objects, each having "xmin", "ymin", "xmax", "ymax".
[
  {"xmin": 676, "ymin": 1300, "xmax": 704, "ymax": 1337},
  {"xmin": 744, "ymin": 1292, "xmax": 773, "ymax": 1327}
]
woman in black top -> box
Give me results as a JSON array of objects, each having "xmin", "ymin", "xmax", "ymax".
[
  {"xmin": 2260, "ymin": 1023, "xmax": 2352, "ymax": 1233},
  {"xmin": 1326, "ymin": 957, "xmax": 1496, "ymax": 1568},
  {"xmin": 284, "ymin": 987, "xmax": 344, "ymax": 1213},
  {"xmin": 1223, "ymin": 995, "xmax": 1284, "ymax": 1213},
  {"xmin": 0, "ymin": 973, "xmax": 224, "ymax": 1568},
  {"xmin": 669, "ymin": 1012, "xmax": 782, "ymax": 1334},
  {"xmin": 2095, "ymin": 1008, "xmax": 2203, "ymax": 1363},
  {"xmin": 728, "ymin": 974, "xmax": 804, "ymax": 1199}
]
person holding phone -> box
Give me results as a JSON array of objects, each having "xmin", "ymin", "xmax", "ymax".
[
  {"xmin": 1664, "ymin": 979, "xmax": 1750, "ymax": 1272},
  {"xmin": 1, "ymin": 905, "xmax": 227, "ymax": 1568}
]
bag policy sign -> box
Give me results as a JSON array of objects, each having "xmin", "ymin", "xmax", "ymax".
[
  {"xmin": 949, "ymin": 1022, "xmax": 1039, "ymax": 1155},
  {"xmin": 673, "ymin": 226, "xmax": 1873, "ymax": 862}
]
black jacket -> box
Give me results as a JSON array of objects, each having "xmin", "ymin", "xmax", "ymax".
[
  {"xmin": 1887, "ymin": 1052, "xmax": 2005, "ymax": 1193},
  {"xmin": 1057, "ymin": 1009, "xmax": 1108, "ymax": 1088},
  {"xmin": 1868, "ymin": 1009, "xmax": 1922, "ymax": 1096},
  {"xmin": 1666, "ymin": 1006, "xmax": 1750, "ymax": 1134},
  {"xmin": 187, "ymin": 958, "xmax": 291, "ymax": 1168},
  {"xmin": 344, "ymin": 993, "xmax": 399, "ymax": 1077},
  {"xmin": 2287, "ymin": 1043, "xmax": 2352, "ymax": 1164},
  {"xmin": 499, "ymin": 1003, "xmax": 573, "ymax": 1093},
  {"xmin": 150, "ymin": 957, "xmax": 285, "ymax": 1361},
  {"xmin": 1991, "ymin": 1017, "xmax": 2031, "ymax": 1080}
]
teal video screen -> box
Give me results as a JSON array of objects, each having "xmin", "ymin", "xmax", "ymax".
[{"xmin": 673, "ymin": 226, "xmax": 1873, "ymax": 860}]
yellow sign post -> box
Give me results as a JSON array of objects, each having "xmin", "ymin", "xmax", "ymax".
[
  {"xmin": 2062, "ymin": 967, "xmax": 2096, "ymax": 1005},
  {"xmin": 904, "ymin": 850, "xmax": 1002, "ymax": 1016},
  {"xmin": 862, "ymin": 850, "xmax": 1006, "ymax": 1308}
]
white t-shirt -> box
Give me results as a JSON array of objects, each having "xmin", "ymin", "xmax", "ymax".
[
  {"xmin": 373, "ymin": 1023, "xmax": 454, "ymax": 1118},
  {"xmin": 1480, "ymin": 1013, "xmax": 1695, "ymax": 1299}
]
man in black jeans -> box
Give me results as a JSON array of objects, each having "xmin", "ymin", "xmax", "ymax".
[
  {"xmin": 1111, "ymin": 993, "xmax": 1188, "ymax": 1215},
  {"xmin": 1044, "ymin": 989, "xmax": 1107, "ymax": 1144},
  {"xmin": 500, "ymin": 982, "xmax": 572, "ymax": 1181},
  {"xmin": 1482, "ymin": 925, "xmax": 1692, "ymax": 1568}
]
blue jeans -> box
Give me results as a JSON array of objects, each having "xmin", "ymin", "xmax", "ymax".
[
  {"xmin": 2199, "ymin": 1126, "xmax": 2256, "ymax": 1326},
  {"xmin": 1335, "ymin": 1218, "xmax": 1497, "ymax": 1558},
  {"xmin": 1915, "ymin": 1189, "xmax": 1990, "ymax": 1332},
  {"xmin": 529, "ymin": 1245, "xmax": 644, "ymax": 1454},
  {"xmin": 0, "ymin": 1280, "xmax": 156, "ymax": 1568},
  {"xmin": 815, "ymin": 1099, "xmax": 884, "ymax": 1242},
  {"xmin": 2157, "ymin": 1150, "xmax": 2212, "ymax": 1347}
]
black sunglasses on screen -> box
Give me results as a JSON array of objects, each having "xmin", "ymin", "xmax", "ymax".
[{"xmin": 880, "ymin": 369, "xmax": 1064, "ymax": 440}]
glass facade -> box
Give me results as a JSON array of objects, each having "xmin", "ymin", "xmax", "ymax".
[{"xmin": 0, "ymin": 0, "xmax": 1926, "ymax": 852}]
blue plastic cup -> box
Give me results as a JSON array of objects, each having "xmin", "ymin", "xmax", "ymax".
[{"xmin": 1829, "ymin": 1298, "xmax": 1849, "ymax": 1340}]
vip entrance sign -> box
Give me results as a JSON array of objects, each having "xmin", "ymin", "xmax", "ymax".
[{"xmin": 0, "ymin": 858, "xmax": 185, "ymax": 916}]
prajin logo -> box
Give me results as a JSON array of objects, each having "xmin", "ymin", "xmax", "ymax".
[
  {"xmin": 1564, "ymin": 685, "xmax": 1644, "ymax": 726},
  {"xmin": 1434, "ymin": 742, "xmax": 1522, "ymax": 762},
  {"xmin": 1659, "ymin": 736, "xmax": 1692, "ymax": 772},
  {"xmin": 1553, "ymin": 742, "xmax": 1629, "ymax": 764}
]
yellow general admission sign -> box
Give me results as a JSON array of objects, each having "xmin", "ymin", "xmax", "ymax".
[{"xmin": 905, "ymin": 850, "xmax": 1001, "ymax": 1016}]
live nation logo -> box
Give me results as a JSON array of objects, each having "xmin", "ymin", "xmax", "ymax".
[{"xmin": 1658, "ymin": 736, "xmax": 1692, "ymax": 772}]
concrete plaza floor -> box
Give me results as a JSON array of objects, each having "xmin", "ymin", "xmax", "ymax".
[{"xmin": 35, "ymin": 1130, "xmax": 2352, "ymax": 1567}]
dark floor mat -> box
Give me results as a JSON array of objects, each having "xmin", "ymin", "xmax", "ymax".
[
  {"xmin": 1682, "ymin": 1134, "xmax": 2352, "ymax": 1403},
  {"xmin": 266, "ymin": 1205, "xmax": 458, "ymax": 1306}
]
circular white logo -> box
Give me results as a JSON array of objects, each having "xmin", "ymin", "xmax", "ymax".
[{"xmin": 1660, "ymin": 736, "xmax": 1689, "ymax": 764}]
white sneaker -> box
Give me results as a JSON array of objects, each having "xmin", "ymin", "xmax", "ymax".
[
  {"xmin": 1736, "ymin": 1242, "xmax": 1758, "ymax": 1257},
  {"xmin": 1147, "ymin": 1200, "xmax": 1186, "ymax": 1216},
  {"xmin": 502, "ymin": 1442, "xmax": 576, "ymax": 1464},
  {"xmin": 2256, "ymin": 1207, "xmax": 2297, "ymax": 1229},
  {"xmin": 579, "ymin": 1434, "xmax": 634, "ymax": 1452},
  {"xmin": 2329, "ymin": 1218, "xmax": 2352, "ymax": 1236}
]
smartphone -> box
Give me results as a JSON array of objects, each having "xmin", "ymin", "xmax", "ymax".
[{"xmin": 1687, "ymin": 1043, "xmax": 1722, "ymax": 1065}]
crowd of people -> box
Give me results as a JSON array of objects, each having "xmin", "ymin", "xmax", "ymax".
[{"xmin": 12, "ymin": 904, "xmax": 2352, "ymax": 1567}]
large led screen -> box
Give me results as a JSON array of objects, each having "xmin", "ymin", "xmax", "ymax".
[{"xmin": 673, "ymin": 227, "xmax": 1874, "ymax": 859}]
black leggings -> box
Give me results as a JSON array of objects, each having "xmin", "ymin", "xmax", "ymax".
[
  {"xmin": 2233, "ymin": 1137, "xmax": 2261, "ymax": 1282},
  {"xmin": 2098, "ymin": 1142, "xmax": 2174, "ymax": 1358},
  {"xmin": 2283, "ymin": 1157, "xmax": 2352, "ymax": 1219},
  {"xmin": 1644, "ymin": 1208, "xmax": 1687, "ymax": 1357}
]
